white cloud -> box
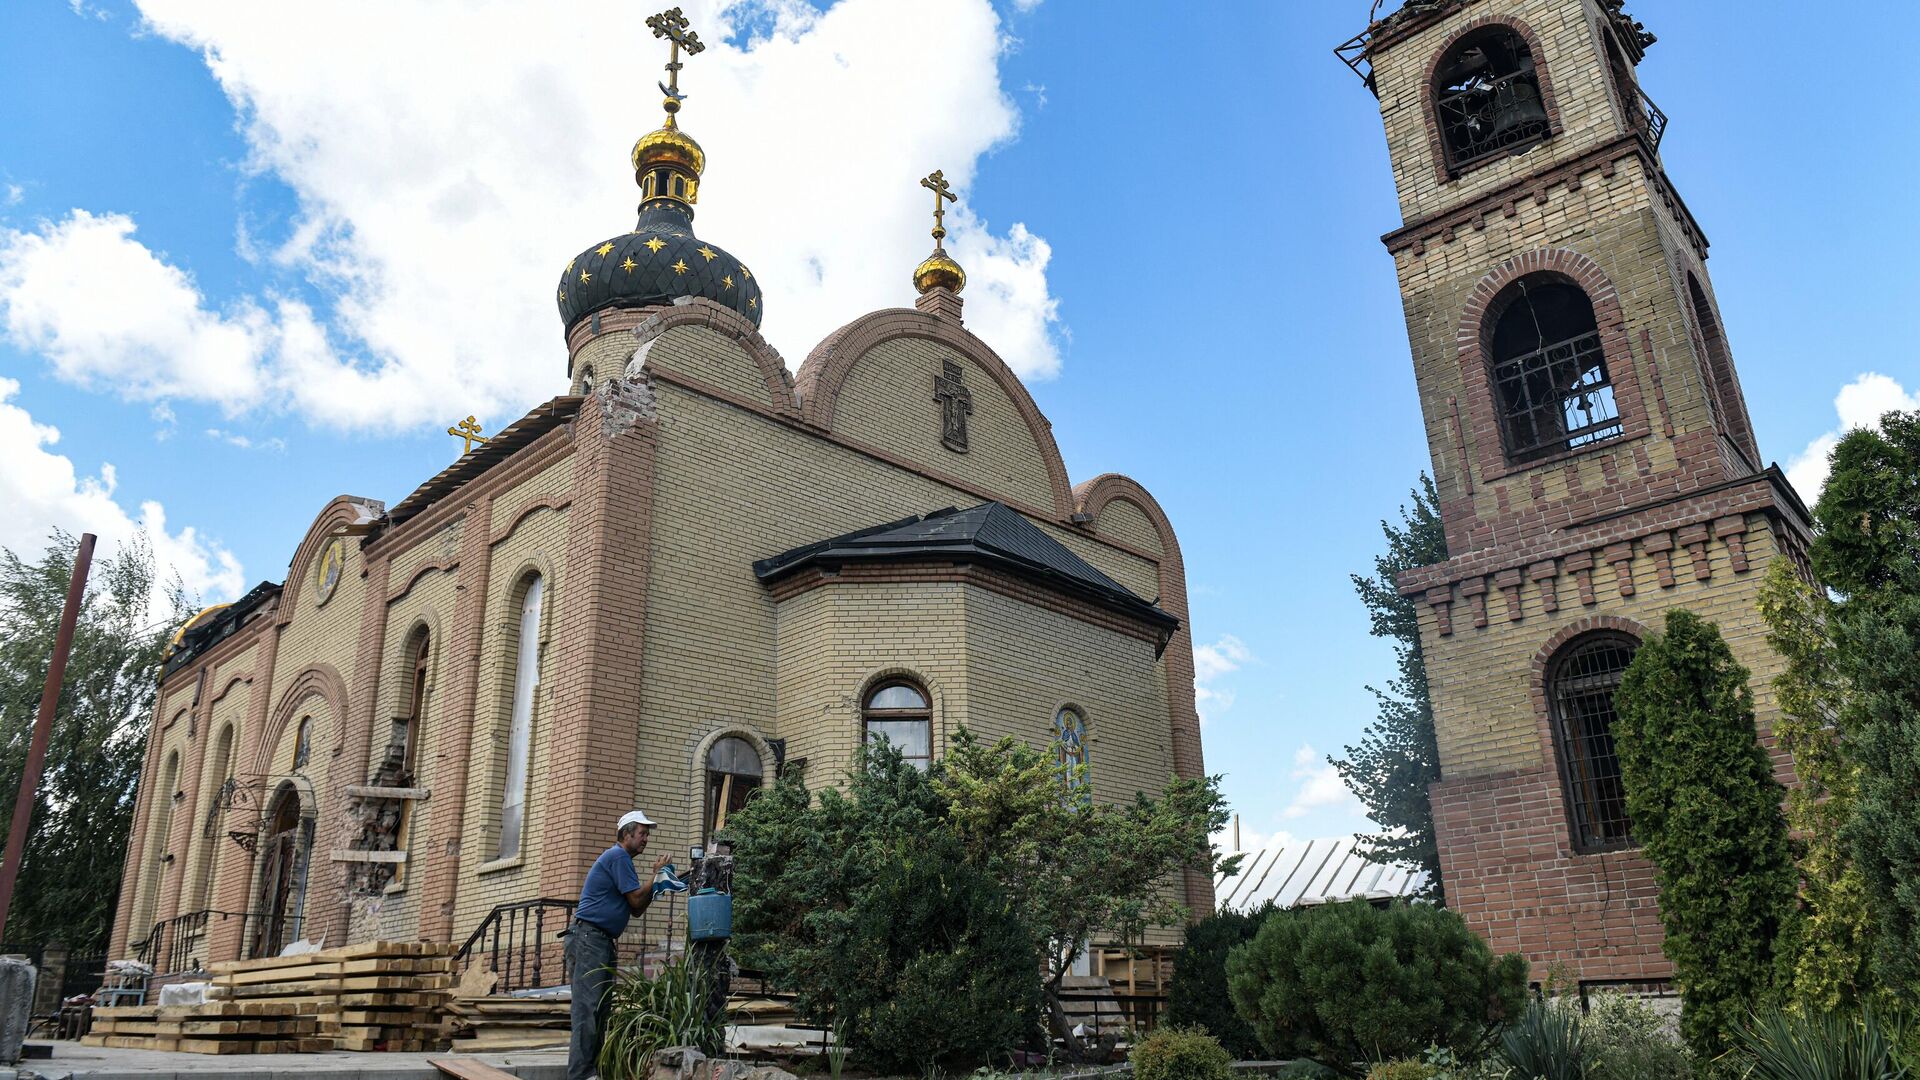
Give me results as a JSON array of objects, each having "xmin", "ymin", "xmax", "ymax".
[
  {"xmin": 3, "ymin": 184, "xmax": 22, "ymax": 207},
  {"xmin": 1281, "ymin": 743, "xmax": 1366, "ymax": 821},
  {"xmin": 1785, "ymin": 373, "xmax": 1918, "ymax": 499},
  {"xmin": 0, "ymin": 377, "xmax": 244, "ymax": 607},
  {"xmin": 39, "ymin": 0, "xmax": 1062, "ymax": 432},
  {"xmin": 205, "ymin": 428, "xmax": 286, "ymax": 453},
  {"xmin": 1211, "ymin": 817, "xmax": 1295, "ymax": 857},
  {"xmin": 1192, "ymin": 633, "xmax": 1253, "ymax": 725}
]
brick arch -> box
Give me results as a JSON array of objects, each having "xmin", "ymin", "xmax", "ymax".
[
  {"xmin": 280, "ymin": 495, "xmax": 385, "ymax": 619},
  {"xmin": 1527, "ymin": 615, "xmax": 1650, "ymax": 853},
  {"xmin": 566, "ymin": 298, "xmax": 797, "ymax": 415},
  {"xmin": 796, "ymin": 308, "xmax": 1075, "ymax": 518},
  {"xmin": 1454, "ymin": 248, "xmax": 1651, "ymax": 483},
  {"xmin": 1072, "ymin": 473, "xmax": 1212, "ymax": 915},
  {"xmin": 252, "ymin": 664, "xmax": 348, "ymax": 779},
  {"xmin": 1423, "ymin": 14, "xmax": 1566, "ymax": 183}
]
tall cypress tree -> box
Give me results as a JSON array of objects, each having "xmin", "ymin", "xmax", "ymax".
[
  {"xmin": 1611, "ymin": 608, "xmax": 1798, "ymax": 1060},
  {"xmin": 1331, "ymin": 475, "xmax": 1448, "ymax": 901},
  {"xmin": 1809, "ymin": 410, "xmax": 1920, "ymax": 1001}
]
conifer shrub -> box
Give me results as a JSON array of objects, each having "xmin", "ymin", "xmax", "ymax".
[
  {"xmin": 1131, "ymin": 1025, "xmax": 1233, "ymax": 1080},
  {"xmin": 1168, "ymin": 903, "xmax": 1277, "ymax": 1058},
  {"xmin": 1363, "ymin": 1061, "xmax": 1437, "ymax": 1080},
  {"xmin": 1611, "ymin": 608, "xmax": 1798, "ymax": 1060},
  {"xmin": 1225, "ymin": 900, "xmax": 1527, "ymax": 1074}
]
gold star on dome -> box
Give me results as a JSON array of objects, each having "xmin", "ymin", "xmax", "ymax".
[
  {"xmin": 596, "ymin": 241, "xmax": 615, "ymax": 257},
  {"xmin": 748, "ymin": 296, "xmax": 757, "ymax": 309},
  {"xmin": 671, "ymin": 258, "xmax": 689, "ymax": 274},
  {"xmin": 722, "ymin": 274, "xmax": 734, "ymax": 289},
  {"xmin": 558, "ymin": 288, "xmax": 567, "ymax": 301},
  {"xmin": 740, "ymin": 266, "xmax": 752, "ymax": 280},
  {"xmin": 644, "ymin": 236, "xmax": 667, "ymax": 253},
  {"xmin": 697, "ymin": 245, "xmax": 717, "ymax": 262},
  {"xmin": 580, "ymin": 270, "xmax": 592, "ymax": 283},
  {"xmin": 566, "ymin": 258, "xmax": 575, "ymax": 272},
  {"xmin": 621, "ymin": 256, "xmax": 639, "ymax": 272}
]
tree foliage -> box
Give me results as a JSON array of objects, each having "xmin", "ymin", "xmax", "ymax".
[
  {"xmin": 725, "ymin": 742, "xmax": 1039, "ymax": 1074},
  {"xmin": 1807, "ymin": 411, "xmax": 1920, "ymax": 1005},
  {"xmin": 0, "ymin": 530, "xmax": 187, "ymax": 951},
  {"xmin": 1758, "ymin": 561, "xmax": 1877, "ymax": 1011},
  {"xmin": 1610, "ymin": 608, "xmax": 1798, "ymax": 1060},
  {"xmin": 727, "ymin": 730, "xmax": 1234, "ymax": 1067},
  {"xmin": 1225, "ymin": 900, "xmax": 1528, "ymax": 1076},
  {"xmin": 1331, "ymin": 475, "xmax": 1449, "ymax": 900},
  {"xmin": 1167, "ymin": 902, "xmax": 1277, "ymax": 1058}
]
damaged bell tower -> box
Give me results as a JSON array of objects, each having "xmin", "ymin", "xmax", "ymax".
[{"xmin": 1340, "ymin": 1, "xmax": 1810, "ymax": 986}]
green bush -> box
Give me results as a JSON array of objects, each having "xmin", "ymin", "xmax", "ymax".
[
  {"xmin": 1731, "ymin": 1007, "xmax": 1910, "ymax": 1080},
  {"xmin": 1581, "ymin": 992, "xmax": 1688, "ymax": 1080},
  {"xmin": 1169, "ymin": 903, "xmax": 1277, "ymax": 1058},
  {"xmin": 1493, "ymin": 1000, "xmax": 1587, "ymax": 1080},
  {"xmin": 1132, "ymin": 1025, "xmax": 1234, "ymax": 1080},
  {"xmin": 1271, "ymin": 1061, "xmax": 1341, "ymax": 1079},
  {"xmin": 1364, "ymin": 1061, "xmax": 1437, "ymax": 1080},
  {"xmin": 597, "ymin": 957, "xmax": 727, "ymax": 1080},
  {"xmin": 1225, "ymin": 900, "xmax": 1528, "ymax": 1071}
]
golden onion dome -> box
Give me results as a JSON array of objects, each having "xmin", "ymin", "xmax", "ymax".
[
  {"xmin": 913, "ymin": 248, "xmax": 966, "ymax": 295},
  {"xmin": 631, "ymin": 118, "xmax": 706, "ymax": 179}
]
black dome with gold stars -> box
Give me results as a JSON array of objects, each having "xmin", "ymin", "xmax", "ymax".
[
  {"xmin": 557, "ymin": 8, "xmax": 761, "ymax": 333},
  {"xmin": 557, "ymin": 201, "xmax": 761, "ymax": 332}
]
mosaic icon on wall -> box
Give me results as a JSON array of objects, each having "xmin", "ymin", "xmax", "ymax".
[
  {"xmin": 1056, "ymin": 706, "xmax": 1089, "ymax": 789},
  {"xmin": 314, "ymin": 538, "xmax": 346, "ymax": 606}
]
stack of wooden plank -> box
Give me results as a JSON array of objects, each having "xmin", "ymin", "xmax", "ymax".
[
  {"xmin": 81, "ymin": 1001, "xmax": 327, "ymax": 1055},
  {"xmin": 206, "ymin": 941, "xmax": 457, "ymax": 1052},
  {"xmin": 444, "ymin": 991, "xmax": 572, "ymax": 1051}
]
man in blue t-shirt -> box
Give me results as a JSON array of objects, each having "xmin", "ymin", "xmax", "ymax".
[{"xmin": 568, "ymin": 808, "xmax": 671, "ymax": 1079}]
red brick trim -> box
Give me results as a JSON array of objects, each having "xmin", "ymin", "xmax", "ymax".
[
  {"xmin": 251, "ymin": 664, "xmax": 349, "ymax": 779},
  {"xmin": 493, "ymin": 495, "xmax": 573, "ymax": 546},
  {"xmin": 388, "ymin": 559, "xmax": 461, "ymax": 604},
  {"xmin": 1528, "ymin": 616, "xmax": 1649, "ymax": 854},
  {"xmin": 279, "ymin": 496, "xmax": 386, "ymax": 621},
  {"xmin": 363, "ymin": 424, "xmax": 574, "ymax": 562},
  {"xmin": 1071, "ymin": 473, "xmax": 1212, "ymax": 915},
  {"xmin": 566, "ymin": 299, "xmax": 798, "ymax": 416},
  {"xmin": 795, "ymin": 308, "xmax": 1076, "ymax": 519},
  {"xmin": 207, "ymin": 673, "xmax": 251, "ymax": 709},
  {"xmin": 1422, "ymin": 15, "xmax": 1565, "ymax": 185},
  {"xmin": 1454, "ymin": 248, "xmax": 1651, "ymax": 485}
]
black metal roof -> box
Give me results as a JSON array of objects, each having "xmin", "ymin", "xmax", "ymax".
[
  {"xmin": 557, "ymin": 202, "xmax": 762, "ymax": 333},
  {"xmin": 754, "ymin": 502, "xmax": 1179, "ymax": 638}
]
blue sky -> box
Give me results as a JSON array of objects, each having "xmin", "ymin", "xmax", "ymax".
[{"xmin": 2, "ymin": 0, "xmax": 1915, "ymax": 857}]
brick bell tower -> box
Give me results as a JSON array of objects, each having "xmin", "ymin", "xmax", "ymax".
[{"xmin": 1339, "ymin": 1, "xmax": 1811, "ymax": 985}]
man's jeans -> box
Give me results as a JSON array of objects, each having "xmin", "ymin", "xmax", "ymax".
[{"xmin": 567, "ymin": 920, "xmax": 619, "ymax": 1080}]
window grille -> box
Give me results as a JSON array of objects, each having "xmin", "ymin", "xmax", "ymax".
[
  {"xmin": 1548, "ymin": 634, "xmax": 1637, "ymax": 850},
  {"xmin": 1489, "ymin": 278, "xmax": 1622, "ymax": 462},
  {"xmin": 864, "ymin": 681, "xmax": 932, "ymax": 770},
  {"xmin": 1434, "ymin": 29, "xmax": 1550, "ymax": 173}
]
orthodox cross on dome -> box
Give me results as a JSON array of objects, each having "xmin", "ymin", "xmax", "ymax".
[
  {"xmin": 932, "ymin": 358, "xmax": 973, "ymax": 453},
  {"xmin": 920, "ymin": 169, "xmax": 957, "ymax": 249},
  {"xmin": 447, "ymin": 415, "xmax": 489, "ymax": 455},
  {"xmin": 646, "ymin": 7, "xmax": 706, "ymax": 115}
]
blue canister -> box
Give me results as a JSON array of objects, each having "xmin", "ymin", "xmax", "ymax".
[{"xmin": 687, "ymin": 888, "xmax": 733, "ymax": 942}]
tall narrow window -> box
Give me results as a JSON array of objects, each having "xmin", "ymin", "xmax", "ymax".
[
  {"xmin": 498, "ymin": 575, "xmax": 544, "ymax": 860},
  {"xmin": 1489, "ymin": 276, "xmax": 1622, "ymax": 462},
  {"xmin": 704, "ymin": 736, "xmax": 763, "ymax": 840},
  {"xmin": 863, "ymin": 681, "xmax": 932, "ymax": 770},
  {"xmin": 1548, "ymin": 633, "xmax": 1637, "ymax": 851},
  {"xmin": 1434, "ymin": 26, "xmax": 1550, "ymax": 174},
  {"xmin": 292, "ymin": 716, "xmax": 312, "ymax": 769}
]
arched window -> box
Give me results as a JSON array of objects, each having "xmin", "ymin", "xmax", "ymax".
[
  {"xmin": 190, "ymin": 725, "xmax": 236, "ymax": 913},
  {"xmin": 292, "ymin": 716, "xmax": 312, "ymax": 770},
  {"xmin": 704, "ymin": 736, "xmax": 763, "ymax": 840},
  {"xmin": 1055, "ymin": 707, "xmax": 1090, "ymax": 792},
  {"xmin": 1487, "ymin": 275, "xmax": 1622, "ymax": 463},
  {"xmin": 863, "ymin": 681, "xmax": 932, "ymax": 770},
  {"xmin": 251, "ymin": 783, "xmax": 313, "ymax": 959},
  {"xmin": 497, "ymin": 574, "xmax": 545, "ymax": 861},
  {"xmin": 1686, "ymin": 272, "xmax": 1756, "ymax": 470},
  {"xmin": 133, "ymin": 750, "xmax": 182, "ymax": 940},
  {"xmin": 1547, "ymin": 633, "xmax": 1638, "ymax": 851},
  {"xmin": 1434, "ymin": 25, "xmax": 1550, "ymax": 174},
  {"xmin": 579, "ymin": 368, "xmax": 595, "ymax": 396}
]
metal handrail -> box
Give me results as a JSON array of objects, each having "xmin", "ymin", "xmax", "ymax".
[{"xmin": 455, "ymin": 898, "xmax": 578, "ymax": 993}]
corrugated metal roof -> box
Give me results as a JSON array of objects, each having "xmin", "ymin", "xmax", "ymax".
[{"xmin": 1214, "ymin": 836, "xmax": 1428, "ymax": 911}]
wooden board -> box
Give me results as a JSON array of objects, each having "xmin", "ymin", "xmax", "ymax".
[{"xmin": 430, "ymin": 1058, "xmax": 529, "ymax": 1080}]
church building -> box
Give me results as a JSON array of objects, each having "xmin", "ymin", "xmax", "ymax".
[
  {"xmin": 1342, "ymin": 0, "xmax": 1809, "ymax": 988},
  {"xmin": 108, "ymin": 14, "xmax": 1207, "ymax": 971}
]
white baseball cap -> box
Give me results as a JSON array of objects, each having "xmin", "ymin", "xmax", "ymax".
[{"xmin": 617, "ymin": 809, "xmax": 657, "ymax": 831}]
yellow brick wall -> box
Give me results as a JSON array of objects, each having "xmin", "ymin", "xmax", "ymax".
[
  {"xmin": 1421, "ymin": 514, "xmax": 1788, "ymax": 780},
  {"xmin": 1373, "ymin": 0, "xmax": 1633, "ymax": 223}
]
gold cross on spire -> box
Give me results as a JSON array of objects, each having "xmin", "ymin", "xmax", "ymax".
[
  {"xmin": 447, "ymin": 415, "xmax": 489, "ymax": 455},
  {"xmin": 920, "ymin": 170, "xmax": 957, "ymax": 249},
  {"xmin": 646, "ymin": 7, "xmax": 706, "ymax": 116}
]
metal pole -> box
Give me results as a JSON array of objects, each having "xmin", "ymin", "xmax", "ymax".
[{"xmin": 0, "ymin": 532, "xmax": 96, "ymax": 940}]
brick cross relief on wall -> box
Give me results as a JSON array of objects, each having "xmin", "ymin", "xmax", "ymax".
[{"xmin": 933, "ymin": 358, "xmax": 973, "ymax": 453}]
